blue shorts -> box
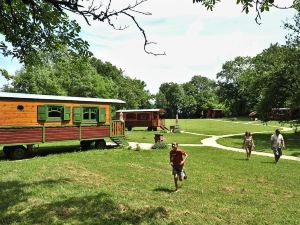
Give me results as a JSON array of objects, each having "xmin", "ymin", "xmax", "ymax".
[
  {"xmin": 172, "ymin": 165, "xmax": 185, "ymax": 177},
  {"xmin": 272, "ymin": 147, "xmax": 282, "ymax": 156}
]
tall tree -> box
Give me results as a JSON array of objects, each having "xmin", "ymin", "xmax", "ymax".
[
  {"xmin": 156, "ymin": 83, "xmax": 185, "ymax": 118},
  {"xmin": 182, "ymin": 75, "xmax": 222, "ymax": 117},
  {"xmin": 2, "ymin": 49, "xmax": 116, "ymax": 98},
  {"xmin": 216, "ymin": 56, "xmax": 253, "ymax": 116}
]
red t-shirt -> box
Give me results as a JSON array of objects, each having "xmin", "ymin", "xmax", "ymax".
[{"xmin": 170, "ymin": 149, "xmax": 187, "ymax": 166}]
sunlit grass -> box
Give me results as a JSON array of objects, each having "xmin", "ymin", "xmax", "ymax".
[
  {"xmin": 217, "ymin": 132, "xmax": 300, "ymax": 157},
  {"xmin": 0, "ymin": 147, "xmax": 299, "ymax": 224},
  {"xmin": 165, "ymin": 119, "xmax": 276, "ymax": 135},
  {"xmin": 125, "ymin": 128, "xmax": 206, "ymax": 144}
]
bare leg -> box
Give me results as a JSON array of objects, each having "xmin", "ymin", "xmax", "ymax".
[
  {"xmin": 174, "ymin": 175, "xmax": 179, "ymax": 191},
  {"xmin": 245, "ymin": 147, "xmax": 249, "ymax": 160}
]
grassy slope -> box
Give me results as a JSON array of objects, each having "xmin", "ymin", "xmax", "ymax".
[
  {"xmin": 1, "ymin": 147, "xmax": 299, "ymax": 225},
  {"xmin": 166, "ymin": 119, "xmax": 278, "ymax": 135},
  {"xmin": 217, "ymin": 132, "xmax": 300, "ymax": 157}
]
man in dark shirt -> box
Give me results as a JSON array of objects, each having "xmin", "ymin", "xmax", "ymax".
[{"xmin": 170, "ymin": 142, "xmax": 188, "ymax": 192}]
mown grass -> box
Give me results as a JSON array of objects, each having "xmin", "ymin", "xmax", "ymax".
[
  {"xmin": 0, "ymin": 147, "xmax": 299, "ymax": 225},
  {"xmin": 125, "ymin": 128, "xmax": 206, "ymax": 144},
  {"xmin": 217, "ymin": 132, "xmax": 300, "ymax": 157},
  {"xmin": 165, "ymin": 119, "xmax": 276, "ymax": 135}
]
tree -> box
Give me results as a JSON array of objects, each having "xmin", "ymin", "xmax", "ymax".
[
  {"xmin": 2, "ymin": 49, "xmax": 116, "ymax": 98},
  {"xmin": 284, "ymin": 11, "xmax": 300, "ymax": 46},
  {"xmin": 193, "ymin": 0, "xmax": 300, "ymax": 24},
  {"xmin": 216, "ymin": 56, "xmax": 253, "ymax": 116},
  {"xmin": 252, "ymin": 44, "xmax": 300, "ymax": 115},
  {"xmin": 0, "ymin": 0, "xmax": 164, "ymax": 64},
  {"xmin": 89, "ymin": 57, "xmax": 153, "ymax": 109},
  {"xmin": 156, "ymin": 83, "xmax": 185, "ymax": 118},
  {"xmin": 182, "ymin": 75, "xmax": 222, "ymax": 117}
]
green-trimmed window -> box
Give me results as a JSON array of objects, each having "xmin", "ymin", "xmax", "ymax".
[
  {"xmin": 83, "ymin": 107, "xmax": 98, "ymax": 123},
  {"xmin": 73, "ymin": 106, "xmax": 107, "ymax": 124},
  {"xmin": 38, "ymin": 105, "xmax": 71, "ymax": 122}
]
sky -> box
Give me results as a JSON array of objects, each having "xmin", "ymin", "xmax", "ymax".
[{"xmin": 0, "ymin": 0, "xmax": 297, "ymax": 94}]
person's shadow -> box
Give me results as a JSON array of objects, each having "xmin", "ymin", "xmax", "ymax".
[{"xmin": 153, "ymin": 187, "xmax": 174, "ymax": 193}]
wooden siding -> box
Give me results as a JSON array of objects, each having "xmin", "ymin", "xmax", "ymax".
[
  {"xmin": 81, "ymin": 126, "xmax": 110, "ymax": 139},
  {"xmin": 125, "ymin": 120, "xmax": 152, "ymax": 127},
  {"xmin": 45, "ymin": 127, "xmax": 79, "ymax": 142},
  {"xmin": 111, "ymin": 121, "xmax": 125, "ymax": 136},
  {"xmin": 0, "ymin": 128, "xmax": 42, "ymax": 144},
  {"xmin": 117, "ymin": 111, "xmax": 162, "ymax": 128},
  {"xmin": 0, "ymin": 99, "xmax": 110, "ymax": 126}
]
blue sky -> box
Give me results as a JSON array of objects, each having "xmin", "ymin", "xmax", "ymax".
[{"xmin": 0, "ymin": 0, "xmax": 297, "ymax": 94}]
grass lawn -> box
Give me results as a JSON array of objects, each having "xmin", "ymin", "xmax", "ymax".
[
  {"xmin": 217, "ymin": 132, "xmax": 300, "ymax": 157},
  {"xmin": 125, "ymin": 129, "xmax": 206, "ymax": 144},
  {"xmin": 1, "ymin": 147, "xmax": 300, "ymax": 225},
  {"xmin": 165, "ymin": 119, "xmax": 277, "ymax": 135}
]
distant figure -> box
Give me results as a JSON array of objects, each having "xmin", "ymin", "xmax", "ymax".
[
  {"xmin": 119, "ymin": 112, "xmax": 124, "ymax": 121},
  {"xmin": 243, "ymin": 131, "xmax": 255, "ymax": 160},
  {"xmin": 169, "ymin": 142, "xmax": 188, "ymax": 192},
  {"xmin": 271, "ymin": 129, "xmax": 285, "ymax": 163}
]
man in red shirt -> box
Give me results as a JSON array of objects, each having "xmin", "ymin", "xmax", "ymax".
[{"xmin": 170, "ymin": 142, "xmax": 188, "ymax": 192}]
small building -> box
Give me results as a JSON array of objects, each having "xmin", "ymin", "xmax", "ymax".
[
  {"xmin": 270, "ymin": 108, "xmax": 293, "ymax": 120},
  {"xmin": 116, "ymin": 109, "xmax": 167, "ymax": 131},
  {"xmin": 207, "ymin": 109, "xmax": 224, "ymax": 118},
  {"xmin": 0, "ymin": 92, "xmax": 125, "ymax": 159}
]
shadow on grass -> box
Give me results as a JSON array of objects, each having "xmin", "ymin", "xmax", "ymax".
[
  {"xmin": 0, "ymin": 180, "xmax": 169, "ymax": 225},
  {"xmin": 0, "ymin": 143, "xmax": 117, "ymax": 161},
  {"xmin": 153, "ymin": 187, "xmax": 175, "ymax": 193}
]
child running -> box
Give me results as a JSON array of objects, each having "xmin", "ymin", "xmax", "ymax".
[
  {"xmin": 169, "ymin": 142, "xmax": 188, "ymax": 192},
  {"xmin": 243, "ymin": 131, "xmax": 255, "ymax": 160}
]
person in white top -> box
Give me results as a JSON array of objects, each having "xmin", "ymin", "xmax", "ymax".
[{"xmin": 270, "ymin": 129, "xmax": 285, "ymax": 163}]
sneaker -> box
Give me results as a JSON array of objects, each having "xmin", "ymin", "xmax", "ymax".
[{"xmin": 183, "ymin": 171, "xmax": 187, "ymax": 180}]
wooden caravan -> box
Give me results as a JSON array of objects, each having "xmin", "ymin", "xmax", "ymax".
[
  {"xmin": 116, "ymin": 109, "xmax": 167, "ymax": 131},
  {"xmin": 207, "ymin": 109, "xmax": 224, "ymax": 118},
  {"xmin": 0, "ymin": 92, "xmax": 125, "ymax": 159}
]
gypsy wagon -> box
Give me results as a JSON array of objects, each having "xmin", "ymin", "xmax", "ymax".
[
  {"xmin": 207, "ymin": 109, "xmax": 224, "ymax": 118},
  {"xmin": 0, "ymin": 92, "xmax": 125, "ymax": 159},
  {"xmin": 116, "ymin": 109, "xmax": 167, "ymax": 131}
]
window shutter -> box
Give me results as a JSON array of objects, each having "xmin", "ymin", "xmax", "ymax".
[
  {"xmin": 73, "ymin": 107, "xmax": 82, "ymax": 123},
  {"xmin": 38, "ymin": 105, "xmax": 48, "ymax": 121},
  {"xmin": 64, "ymin": 106, "xmax": 71, "ymax": 120},
  {"xmin": 98, "ymin": 107, "xmax": 106, "ymax": 123}
]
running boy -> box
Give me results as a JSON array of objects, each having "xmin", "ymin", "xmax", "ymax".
[{"xmin": 169, "ymin": 142, "xmax": 188, "ymax": 192}]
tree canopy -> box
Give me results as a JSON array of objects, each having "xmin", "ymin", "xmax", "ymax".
[
  {"xmin": 193, "ymin": 0, "xmax": 300, "ymax": 23},
  {"xmin": 0, "ymin": 0, "xmax": 165, "ymax": 64},
  {"xmin": 1, "ymin": 49, "xmax": 153, "ymax": 109}
]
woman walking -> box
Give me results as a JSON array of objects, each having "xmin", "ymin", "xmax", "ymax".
[{"xmin": 243, "ymin": 131, "xmax": 255, "ymax": 160}]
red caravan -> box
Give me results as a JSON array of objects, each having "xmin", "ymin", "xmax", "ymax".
[{"xmin": 116, "ymin": 109, "xmax": 168, "ymax": 131}]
